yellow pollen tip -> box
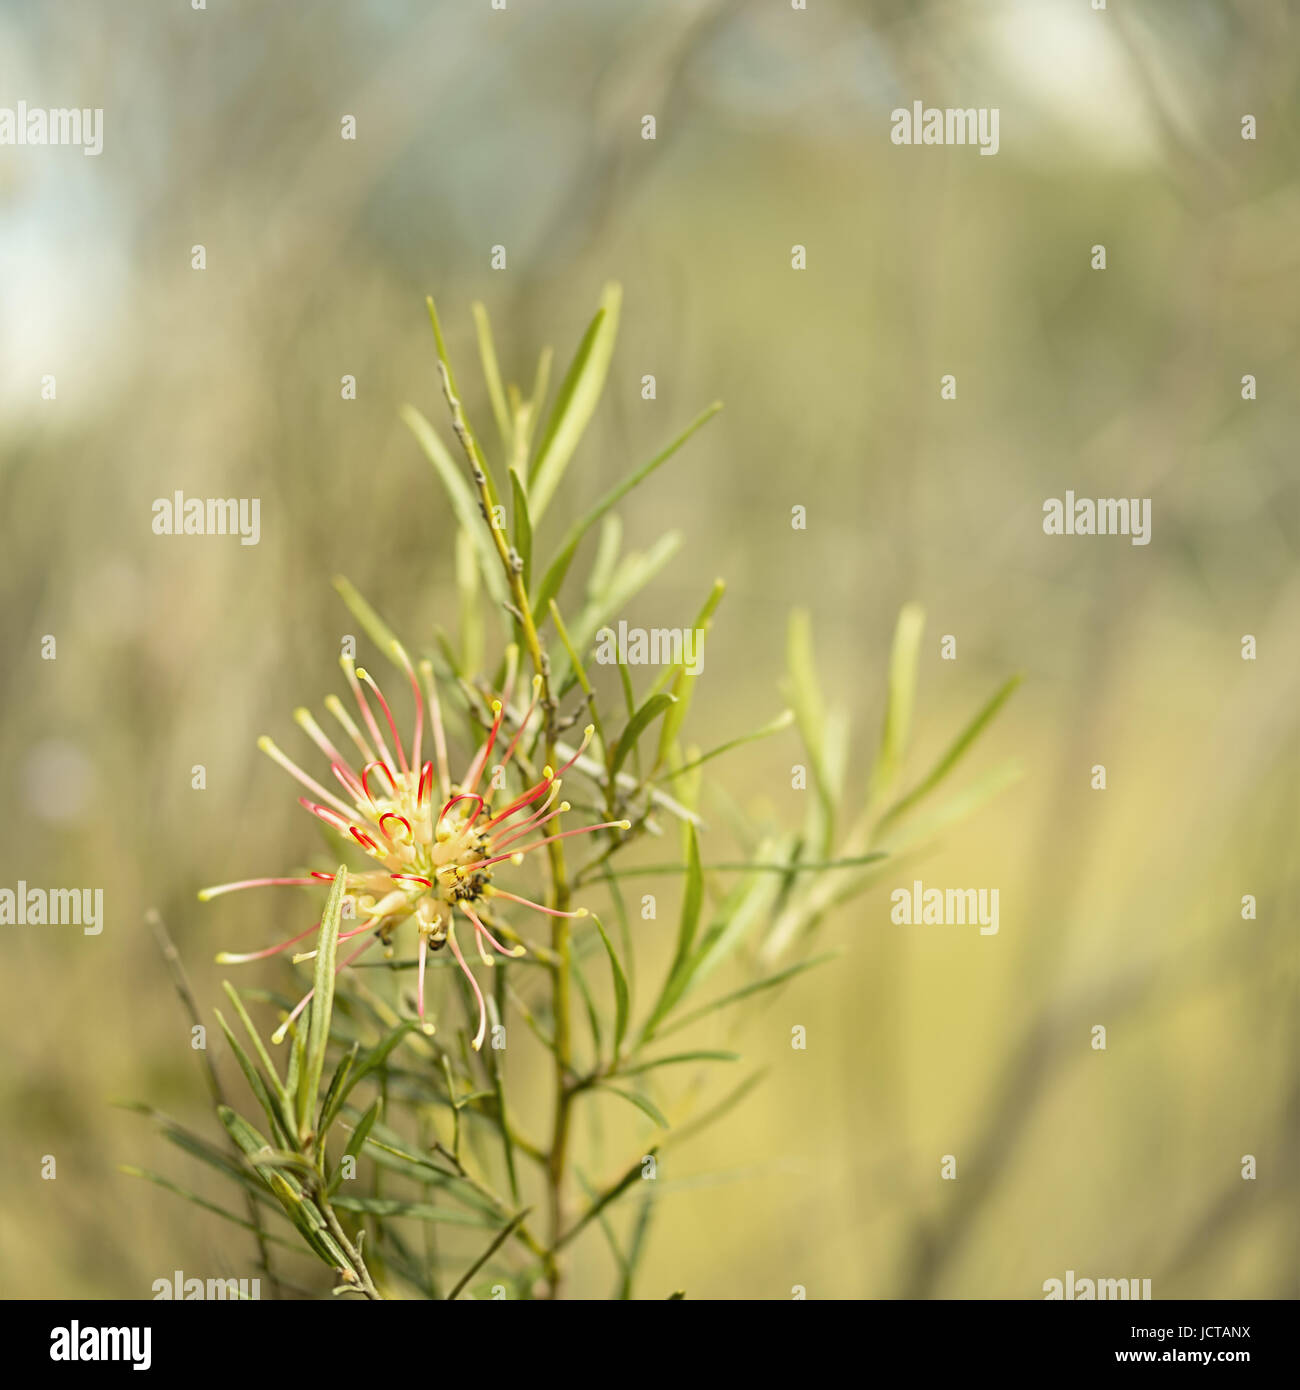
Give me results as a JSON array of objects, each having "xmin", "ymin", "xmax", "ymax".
[
  {"xmin": 543, "ymin": 766, "xmax": 554, "ymax": 779},
  {"xmin": 214, "ymin": 952, "xmax": 237, "ymax": 963},
  {"xmin": 531, "ymin": 674, "xmax": 542, "ymax": 693},
  {"xmin": 583, "ymin": 724, "xmax": 594, "ymax": 738},
  {"xmin": 197, "ymin": 889, "xmax": 214, "ymax": 902},
  {"xmin": 292, "ymin": 707, "xmax": 311, "ymax": 723},
  {"xmin": 574, "ymin": 907, "xmax": 588, "ymax": 918},
  {"xmin": 559, "ymin": 801, "xmax": 571, "ymax": 813},
  {"xmin": 491, "ymin": 699, "xmax": 502, "ymax": 714},
  {"xmin": 420, "ymin": 1022, "xmax": 436, "ymax": 1036},
  {"xmin": 511, "ymin": 945, "xmax": 527, "ymax": 957},
  {"xmin": 510, "ymin": 853, "xmax": 524, "ymax": 866},
  {"xmin": 271, "ymin": 1024, "xmax": 289, "ymax": 1046},
  {"xmin": 256, "ymin": 735, "xmax": 274, "ymax": 753},
  {"xmin": 291, "ymin": 952, "xmax": 314, "ymax": 965},
  {"xmin": 618, "ymin": 820, "xmax": 632, "ymax": 830},
  {"xmin": 355, "ymin": 667, "xmax": 369, "ymax": 681}
]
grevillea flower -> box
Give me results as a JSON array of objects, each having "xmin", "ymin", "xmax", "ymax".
[{"xmin": 201, "ymin": 642, "xmax": 628, "ymax": 1049}]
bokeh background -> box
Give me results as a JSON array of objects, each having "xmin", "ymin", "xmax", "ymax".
[{"xmin": 1, "ymin": 0, "xmax": 1297, "ymax": 1299}]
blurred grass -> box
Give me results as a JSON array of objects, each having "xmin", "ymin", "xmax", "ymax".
[{"xmin": 0, "ymin": 0, "xmax": 1297, "ymax": 1298}]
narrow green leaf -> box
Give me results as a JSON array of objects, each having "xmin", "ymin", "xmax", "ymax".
[
  {"xmin": 345, "ymin": 1023, "xmax": 419, "ymax": 1100},
  {"xmin": 532, "ymin": 401, "xmax": 722, "ymax": 617},
  {"xmin": 214, "ymin": 1009, "xmax": 291, "ymax": 1145},
  {"xmin": 618, "ymin": 1050, "xmax": 739, "ymax": 1076},
  {"xmin": 618, "ymin": 1194, "xmax": 657, "ymax": 1300},
  {"xmin": 610, "ymin": 692, "xmax": 676, "ymax": 781},
  {"xmin": 425, "ymin": 293, "xmax": 460, "ymax": 397},
  {"xmin": 681, "ymin": 867, "xmax": 782, "ymax": 998},
  {"xmin": 598, "ymin": 1085, "xmax": 669, "ymax": 1129},
  {"xmin": 327, "ymin": 1096, "xmax": 381, "ymax": 1194},
  {"xmin": 401, "ymin": 403, "xmax": 509, "ymax": 607},
  {"xmin": 640, "ymin": 824, "xmax": 703, "ymax": 1039},
  {"xmin": 666, "ymin": 1068, "xmax": 767, "ymax": 1148},
  {"xmin": 577, "ymin": 1167, "xmax": 631, "ymax": 1286},
  {"xmin": 118, "ymin": 1166, "xmax": 299, "ymax": 1248},
  {"xmin": 877, "ymin": 757, "xmax": 1024, "ymax": 852},
  {"xmin": 489, "ymin": 970, "xmax": 520, "ymax": 1205},
  {"xmin": 588, "ymin": 514, "xmax": 622, "ymax": 598},
  {"xmin": 654, "ymin": 954, "xmax": 837, "ymax": 1039},
  {"xmin": 455, "ymin": 527, "xmax": 483, "ymax": 675},
  {"xmin": 557, "ymin": 1147, "xmax": 659, "ymax": 1250},
  {"xmin": 878, "ymin": 674, "xmax": 1022, "ymax": 830},
  {"xmin": 331, "ymin": 576, "xmax": 401, "ymax": 669},
  {"xmin": 598, "ymin": 853, "xmax": 885, "ymax": 880},
  {"xmin": 267, "ymin": 1170, "xmax": 352, "ymax": 1269},
  {"xmin": 786, "ymin": 610, "xmax": 834, "ymax": 833},
  {"xmin": 868, "ymin": 602, "xmax": 926, "ymax": 807},
  {"xmin": 318, "ymin": 1041, "xmax": 360, "ymax": 1136},
  {"xmin": 571, "ymin": 953, "xmax": 604, "ymax": 1060},
  {"xmin": 509, "ymin": 467, "xmax": 532, "ymax": 591},
  {"xmin": 157, "ymin": 1122, "xmax": 271, "ymax": 1198},
  {"xmin": 299, "ymin": 865, "xmax": 347, "ymax": 1142},
  {"xmin": 333, "ymin": 1196, "xmax": 496, "ymax": 1226},
  {"xmin": 591, "ymin": 913, "xmax": 630, "ymax": 1061},
  {"xmin": 220, "ymin": 980, "xmax": 287, "ymax": 1109},
  {"xmin": 528, "ymin": 283, "xmax": 622, "ymax": 521},
  {"xmin": 527, "ymin": 346, "xmax": 552, "ymax": 440},
  {"xmin": 472, "ymin": 300, "xmax": 513, "ymax": 453},
  {"xmin": 654, "ymin": 580, "xmax": 725, "ymax": 768},
  {"xmin": 654, "ymin": 709, "xmax": 794, "ymax": 785},
  {"xmin": 446, "ymin": 1208, "xmax": 533, "ymax": 1299}
]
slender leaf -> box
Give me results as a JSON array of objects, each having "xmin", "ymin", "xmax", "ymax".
[
  {"xmin": 472, "ymin": 300, "xmax": 512, "ymax": 452},
  {"xmin": 618, "ymin": 1050, "xmax": 739, "ymax": 1076},
  {"xmin": 528, "ymin": 283, "xmax": 622, "ymax": 521},
  {"xmin": 532, "ymin": 401, "xmax": 722, "ymax": 617},
  {"xmin": 878, "ymin": 674, "xmax": 1022, "ymax": 830},
  {"xmin": 655, "ymin": 954, "xmax": 837, "ymax": 1039},
  {"xmin": 591, "ymin": 913, "xmax": 630, "ymax": 1060},
  {"xmin": 446, "ymin": 1209, "xmax": 533, "ymax": 1299},
  {"xmin": 300, "ymin": 865, "xmax": 347, "ymax": 1142},
  {"xmin": 610, "ymin": 692, "xmax": 676, "ymax": 781},
  {"xmin": 640, "ymin": 824, "xmax": 703, "ymax": 1039},
  {"xmin": 402, "ymin": 403, "xmax": 509, "ymax": 607},
  {"xmin": 655, "ymin": 580, "xmax": 724, "ymax": 768},
  {"xmin": 332, "ymin": 575, "xmax": 401, "ymax": 669},
  {"xmin": 330, "ymin": 1195, "xmax": 497, "ymax": 1228},
  {"xmin": 509, "ymin": 467, "xmax": 532, "ymax": 591},
  {"xmin": 598, "ymin": 1084, "xmax": 669, "ymax": 1129},
  {"xmin": 214, "ymin": 1009, "xmax": 291, "ymax": 1145},
  {"xmin": 867, "ymin": 602, "xmax": 926, "ymax": 806}
]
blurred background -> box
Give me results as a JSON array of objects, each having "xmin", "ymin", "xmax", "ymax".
[{"xmin": 1, "ymin": 0, "xmax": 1297, "ymax": 1299}]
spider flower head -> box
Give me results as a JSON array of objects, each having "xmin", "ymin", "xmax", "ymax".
[{"xmin": 201, "ymin": 643, "xmax": 628, "ymax": 1049}]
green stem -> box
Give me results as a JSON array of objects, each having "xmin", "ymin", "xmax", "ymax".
[{"xmin": 438, "ymin": 358, "xmax": 574, "ymax": 1297}]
